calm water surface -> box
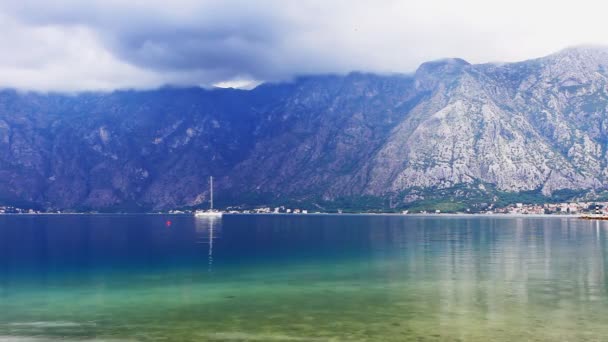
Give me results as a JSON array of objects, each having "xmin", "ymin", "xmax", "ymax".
[{"xmin": 0, "ymin": 214, "xmax": 607, "ymax": 341}]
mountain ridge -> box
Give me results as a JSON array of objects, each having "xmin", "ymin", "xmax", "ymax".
[{"xmin": 2, "ymin": 47, "xmax": 608, "ymax": 211}]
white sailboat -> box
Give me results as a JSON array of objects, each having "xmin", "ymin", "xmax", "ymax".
[{"xmin": 194, "ymin": 176, "xmax": 223, "ymax": 217}]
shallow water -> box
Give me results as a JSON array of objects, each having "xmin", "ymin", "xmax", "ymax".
[{"xmin": 1, "ymin": 214, "xmax": 607, "ymax": 341}]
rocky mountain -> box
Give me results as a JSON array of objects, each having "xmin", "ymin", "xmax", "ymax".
[{"xmin": 2, "ymin": 47, "xmax": 608, "ymax": 211}]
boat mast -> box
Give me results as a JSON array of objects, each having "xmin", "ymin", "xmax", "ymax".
[{"xmin": 210, "ymin": 176, "xmax": 214, "ymax": 210}]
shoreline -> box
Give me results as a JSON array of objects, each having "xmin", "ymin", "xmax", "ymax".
[{"xmin": 0, "ymin": 212, "xmax": 595, "ymax": 219}]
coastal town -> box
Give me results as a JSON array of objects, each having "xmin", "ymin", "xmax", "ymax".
[
  {"xmin": 493, "ymin": 202, "xmax": 608, "ymax": 215},
  {"xmin": 2, "ymin": 201, "xmax": 608, "ymax": 216}
]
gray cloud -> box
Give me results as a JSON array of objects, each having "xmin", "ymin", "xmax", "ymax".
[{"xmin": 1, "ymin": 0, "xmax": 608, "ymax": 91}]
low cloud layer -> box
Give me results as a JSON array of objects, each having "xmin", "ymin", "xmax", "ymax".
[{"xmin": 1, "ymin": 0, "xmax": 608, "ymax": 91}]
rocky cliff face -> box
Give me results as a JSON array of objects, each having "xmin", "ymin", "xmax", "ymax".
[{"xmin": 2, "ymin": 47, "xmax": 608, "ymax": 210}]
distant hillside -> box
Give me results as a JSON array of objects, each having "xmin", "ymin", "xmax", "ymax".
[{"xmin": 2, "ymin": 47, "xmax": 608, "ymax": 211}]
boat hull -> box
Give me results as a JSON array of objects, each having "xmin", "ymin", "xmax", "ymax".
[{"xmin": 194, "ymin": 211, "xmax": 223, "ymax": 218}]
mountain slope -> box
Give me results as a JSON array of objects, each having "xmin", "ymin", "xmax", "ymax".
[{"xmin": 2, "ymin": 47, "xmax": 608, "ymax": 211}]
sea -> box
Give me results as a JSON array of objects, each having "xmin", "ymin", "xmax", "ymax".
[{"xmin": 0, "ymin": 214, "xmax": 607, "ymax": 341}]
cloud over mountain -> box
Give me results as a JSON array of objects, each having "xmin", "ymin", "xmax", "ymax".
[{"xmin": 1, "ymin": 0, "xmax": 608, "ymax": 91}]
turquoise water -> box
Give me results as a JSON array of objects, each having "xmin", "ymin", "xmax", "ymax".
[{"xmin": 1, "ymin": 214, "xmax": 608, "ymax": 341}]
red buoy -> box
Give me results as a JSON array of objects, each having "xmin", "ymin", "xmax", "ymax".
[{"xmin": 165, "ymin": 220, "xmax": 172, "ymax": 227}]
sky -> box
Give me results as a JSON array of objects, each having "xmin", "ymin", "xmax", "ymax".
[{"xmin": 0, "ymin": 0, "xmax": 607, "ymax": 92}]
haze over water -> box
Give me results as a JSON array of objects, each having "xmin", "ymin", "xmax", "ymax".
[{"xmin": 1, "ymin": 214, "xmax": 607, "ymax": 341}]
